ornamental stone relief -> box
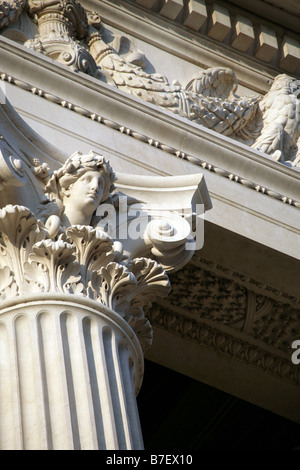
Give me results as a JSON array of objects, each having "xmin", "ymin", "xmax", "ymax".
[
  {"xmin": 166, "ymin": 266, "xmax": 248, "ymax": 326},
  {"xmin": 159, "ymin": 264, "xmax": 300, "ymax": 358},
  {"xmin": 252, "ymin": 303, "xmax": 300, "ymax": 353},
  {"xmin": 148, "ymin": 264, "xmax": 300, "ymax": 385},
  {"xmin": 148, "ymin": 302, "xmax": 300, "ymax": 385},
  {"xmin": 1, "ymin": 0, "xmax": 300, "ymax": 167}
]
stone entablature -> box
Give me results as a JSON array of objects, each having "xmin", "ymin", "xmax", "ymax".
[
  {"xmin": 1, "ymin": 56, "xmax": 300, "ymax": 267},
  {"xmin": 2, "ymin": 68, "xmax": 300, "ymax": 208},
  {"xmin": 126, "ymin": 0, "xmax": 300, "ymax": 74}
]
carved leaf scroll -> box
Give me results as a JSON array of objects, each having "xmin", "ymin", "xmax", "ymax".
[
  {"xmin": 127, "ymin": 257, "xmax": 171, "ymax": 314},
  {"xmin": 89, "ymin": 262, "xmax": 137, "ymax": 313},
  {"xmin": 0, "ymin": 205, "xmax": 38, "ymax": 286},
  {"xmin": 66, "ymin": 225, "xmax": 115, "ymax": 278},
  {"xmin": 0, "ymin": 265, "xmax": 16, "ymax": 300},
  {"xmin": 24, "ymin": 238, "xmax": 82, "ymax": 294}
]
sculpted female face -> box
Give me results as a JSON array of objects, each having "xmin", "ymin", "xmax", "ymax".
[
  {"xmin": 62, "ymin": 170, "xmax": 104, "ymax": 225},
  {"xmin": 43, "ymin": 152, "xmax": 115, "ymax": 230}
]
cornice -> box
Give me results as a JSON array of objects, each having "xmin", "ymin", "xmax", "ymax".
[
  {"xmin": 226, "ymin": 0, "xmax": 300, "ymax": 34},
  {"xmin": 82, "ymin": 0, "xmax": 300, "ymax": 91}
]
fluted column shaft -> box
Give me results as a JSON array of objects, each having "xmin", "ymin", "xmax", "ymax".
[{"xmin": 0, "ymin": 295, "xmax": 144, "ymax": 450}]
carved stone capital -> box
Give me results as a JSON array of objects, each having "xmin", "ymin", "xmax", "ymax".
[{"xmin": 0, "ymin": 204, "xmax": 171, "ymax": 351}]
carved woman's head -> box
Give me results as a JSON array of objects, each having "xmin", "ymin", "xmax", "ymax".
[{"xmin": 44, "ymin": 151, "xmax": 116, "ymax": 229}]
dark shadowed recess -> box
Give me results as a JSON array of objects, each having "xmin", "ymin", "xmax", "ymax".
[{"xmin": 137, "ymin": 359, "xmax": 300, "ymax": 451}]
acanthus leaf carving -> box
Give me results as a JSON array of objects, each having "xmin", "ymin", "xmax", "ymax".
[
  {"xmin": 0, "ymin": 205, "xmax": 39, "ymax": 287},
  {"xmin": 24, "ymin": 237, "xmax": 81, "ymax": 294},
  {"xmin": 125, "ymin": 316, "xmax": 153, "ymax": 354},
  {"xmin": 0, "ymin": 202, "xmax": 171, "ymax": 352},
  {"xmin": 90, "ymin": 262, "xmax": 137, "ymax": 314},
  {"xmin": 126, "ymin": 257, "xmax": 171, "ymax": 314},
  {"xmin": 0, "ymin": 265, "xmax": 17, "ymax": 300},
  {"xmin": 66, "ymin": 225, "xmax": 115, "ymax": 277}
]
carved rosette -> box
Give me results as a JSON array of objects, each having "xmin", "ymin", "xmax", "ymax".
[{"xmin": 0, "ymin": 204, "xmax": 170, "ymax": 352}]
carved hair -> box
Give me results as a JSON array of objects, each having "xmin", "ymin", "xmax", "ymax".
[
  {"xmin": 45, "ymin": 151, "xmax": 116, "ymax": 202},
  {"xmin": 37, "ymin": 152, "xmax": 116, "ymax": 237}
]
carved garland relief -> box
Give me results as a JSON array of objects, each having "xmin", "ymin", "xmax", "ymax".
[
  {"xmin": 0, "ymin": 0, "xmax": 300, "ymax": 167},
  {"xmin": 149, "ymin": 303, "xmax": 300, "ymax": 385}
]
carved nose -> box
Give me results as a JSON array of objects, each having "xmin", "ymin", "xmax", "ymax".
[{"xmin": 90, "ymin": 180, "xmax": 98, "ymax": 191}]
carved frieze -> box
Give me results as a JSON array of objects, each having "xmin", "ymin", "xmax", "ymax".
[
  {"xmin": 165, "ymin": 264, "xmax": 300, "ymax": 341},
  {"xmin": 169, "ymin": 267, "xmax": 248, "ymax": 326},
  {"xmin": 149, "ymin": 303, "xmax": 300, "ymax": 385},
  {"xmin": 151, "ymin": 262, "xmax": 300, "ymax": 377},
  {"xmin": 252, "ymin": 303, "xmax": 300, "ymax": 353}
]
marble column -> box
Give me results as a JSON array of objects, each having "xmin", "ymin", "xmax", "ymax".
[{"xmin": 0, "ymin": 295, "xmax": 144, "ymax": 450}]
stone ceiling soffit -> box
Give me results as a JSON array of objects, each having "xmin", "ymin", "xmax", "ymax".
[
  {"xmin": 190, "ymin": 253, "xmax": 300, "ymax": 306},
  {"xmin": 146, "ymin": 248, "xmax": 300, "ymax": 393},
  {"xmin": 149, "ymin": 259, "xmax": 300, "ymax": 387},
  {"xmin": 148, "ymin": 301, "xmax": 300, "ymax": 392}
]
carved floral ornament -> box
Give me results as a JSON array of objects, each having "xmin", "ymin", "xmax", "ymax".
[{"xmin": 0, "ymin": 0, "xmax": 300, "ymax": 167}]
